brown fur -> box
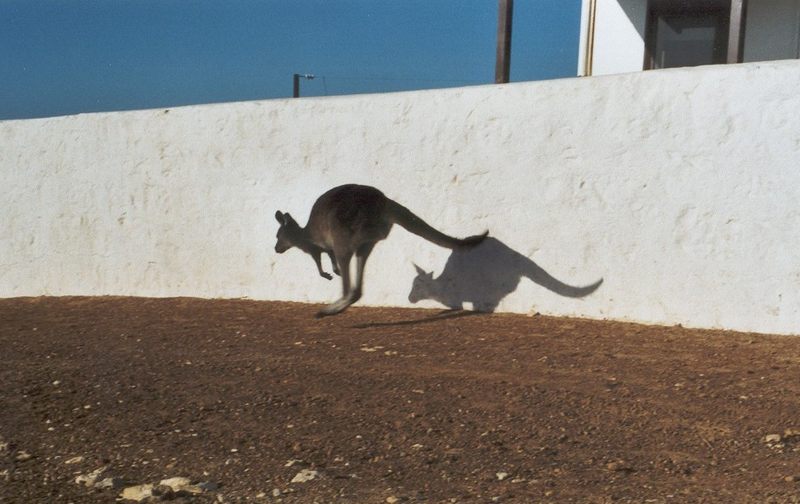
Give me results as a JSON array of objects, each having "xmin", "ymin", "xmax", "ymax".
[{"xmin": 275, "ymin": 184, "xmax": 487, "ymax": 317}]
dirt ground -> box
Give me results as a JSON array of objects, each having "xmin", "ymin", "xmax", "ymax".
[{"xmin": 1, "ymin": 297, "xmax": 799, "ymax": 504}]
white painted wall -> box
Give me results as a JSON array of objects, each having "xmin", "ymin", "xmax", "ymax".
[
  {"xmin": 2, "ymin": 61, "xmax": 800, "ymax": 335},
  {"xmin": 579, "ymin": 0, "xmax": 648, "ymax": 76},
  {"xmin": 593, "ymin": 0, "xmax": 648, "ymax": 75}
]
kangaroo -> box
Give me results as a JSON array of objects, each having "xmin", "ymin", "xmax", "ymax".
[{"xmin": 274, "ymin": 184, "xmax": 488, "ymax": 318}]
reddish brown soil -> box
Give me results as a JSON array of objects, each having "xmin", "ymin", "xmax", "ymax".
[{"xmin": 1, "ymin": 297, "xmax": 799, "ymax": 503}]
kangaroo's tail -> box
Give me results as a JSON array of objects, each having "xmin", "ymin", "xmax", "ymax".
[{"xmin": 386, "ymin": 200, "xmax": 488, "ymax": 249}]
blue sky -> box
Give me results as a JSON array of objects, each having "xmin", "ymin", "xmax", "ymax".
[{"xmin": 0, "ymin": 0, "xmax": 582, "ymax": 120}]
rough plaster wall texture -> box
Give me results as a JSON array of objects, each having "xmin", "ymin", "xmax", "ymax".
[{"xmin": 1, "ymin": 60, "xmax": 799, "ymax": 334}]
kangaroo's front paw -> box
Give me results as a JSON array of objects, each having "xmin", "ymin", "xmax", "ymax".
[{"xmin": 320, "ymin": 272, "xmax": 333, "ymax": 281}]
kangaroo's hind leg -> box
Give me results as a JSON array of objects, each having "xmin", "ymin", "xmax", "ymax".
[
  {"xmin": 316, "ymin": 251, "xmax": 354, "ymax": 318},
  {"xmin": 315, "ymin": 242, "xmax": 376, "ymax": 318},
  {"xmin": 349, "ymin": 242, "xmax": 376, "ymax": 305}
]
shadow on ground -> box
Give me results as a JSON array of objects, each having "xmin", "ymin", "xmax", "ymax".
[{"xmin": 352, "ymin": 308, "xmax": 484, "ymax": 329}]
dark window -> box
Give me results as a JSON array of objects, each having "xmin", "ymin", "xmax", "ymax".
[{"xmin": 644, "ymin": 0, "xmax": 730, "ymax": 69}]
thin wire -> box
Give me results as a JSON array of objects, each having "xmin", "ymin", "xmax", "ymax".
[{"xmin": 289, "ymin": 72, "xmax": 484, "ymax": 98}]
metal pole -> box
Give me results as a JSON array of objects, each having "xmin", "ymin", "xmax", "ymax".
[
  {"xmin": 293, "ymin": 74, "xmax": 315, "ymax": 98},
  {"xmin": 495, "ymin": 0, "xmax": 513, "ymax": 83},
  {"xmin": 727, "ymin": 0, "xmax": 748, "ymax": 64}
]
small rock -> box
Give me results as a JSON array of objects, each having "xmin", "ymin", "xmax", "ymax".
[
  {"xmin": 15, "ymin": 451, "xmax": 33, "ymax": 462},
  {"xmin": 75, "ymin": 467, "xmax": 106, "ymax": 487},
  {"xmin": 198, "ymin": 481, "xmax": 219, "ymax": 492},
  {"xmin": 64, "ymin": 456, "xmax": 84, "ymax": 465},
  {"xmin": 606, "ymin": 461, "xmax": 634, "ymax": 473},
  {"xmin": 387, "ymin": 497, "xmax": 400, "ymax": 504},
  {"xmin": 291, "ymin": 469, "xmax": 319, "ymax": 483},
  {"xmin": 158, "ymin": 476, "xmax": 216, "ymax": 495},
  {"xmin": 152, "ymin": 484, "xmax": 176, "ymax": 499},
  {"xmin": 120, "ymin": 484, "xmax": 154, "ymax": 502},
  {"xmin": 94, "ymin": 477, "xmax": 126, "ymax": 490},
  {"xmin": 765, "ymin": 434, "xmax": 782, "ymax": 444},
  {"xmin": 256, "ymin": 492, "xmax": 266, "ymax": 498},
  {"xmin": 785, "ymin": 475, "xmax": 798, "ymax": 483},
  {"xmin": 496, "ymin": 472, "xmax": 509, "ymax": 481},
  {"xmin": 272, "ymin": 488, "xmax": 282, "ymax": 497},
  {"xmin": 159, "ymin": 476, "xmax": 192, "ymax": 490},
  {"xmin": 181, "ymin": 484, "xmax": 206, "ymax": 495}
]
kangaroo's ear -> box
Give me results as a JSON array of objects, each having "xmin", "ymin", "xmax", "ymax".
[
  {"xmin": 413, "ymin": 263, "xmax": 427, "ymax": 277},
  {"xmin": 275, "ymin": 210, "xmax": 285, "ymax": 225}
]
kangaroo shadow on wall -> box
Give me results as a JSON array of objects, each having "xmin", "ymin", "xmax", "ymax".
[{"xmin": 408, "ymin": 237, "xmax": 603, "ymax": 313}]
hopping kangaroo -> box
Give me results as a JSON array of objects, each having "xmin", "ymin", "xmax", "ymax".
[{"xmin": 274, "ymin": 184, "xmax": 488, "ymax": 318}]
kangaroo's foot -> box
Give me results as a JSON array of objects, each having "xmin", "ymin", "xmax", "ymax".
[
  {"xmin": 315, "ymin": 299, "xmax": 352, "ymax": 318},
  {"xmin": 315, "ymin": 290, "xmax": 362, "ymax": 318}
]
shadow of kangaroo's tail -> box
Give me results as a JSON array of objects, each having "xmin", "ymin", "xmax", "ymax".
[
  {"xmin": 387, "ymin": 200, "xmax": 488, "ymax": 249},
  {"xmin": 524, "ymin": 259, "xmax": 604, "ymax": 298}
]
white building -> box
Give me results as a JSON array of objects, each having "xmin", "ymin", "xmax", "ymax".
[{"xmin": 579, "ymin": 0, "xmax": 800, "ymax": 76}]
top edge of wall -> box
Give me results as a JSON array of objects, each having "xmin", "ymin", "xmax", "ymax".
[{"xmin": 2, "ymin": 59, "xmax": 798, "ymax": 125}]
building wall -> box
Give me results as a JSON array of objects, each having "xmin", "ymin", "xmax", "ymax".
[
  {"xmin": 2, "ymin": 61, "xmax": 799, "ymax": 335},
  {"xmin": 581, "ymin": 0, "xmax": 800, "ymax": 76},
  {"xmin": 745, "ymin": 0, "xmax": 800, "ymax": 62},
  {"xmin": 585, "ymin": 0, "xmax": 648, "ymax": 76},
  {"xmin": 578, "ymin": 0, "xmax": 649, "ymax": 76}
]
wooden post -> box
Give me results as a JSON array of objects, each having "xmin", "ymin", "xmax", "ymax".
[
  {"xmin": 495, "ymin": 0, "xmax": 513, "ymax": 83},
  {"xmin": 727, "ymin": 0, "xmax": 748, "ymax": 64},
  {"xmin": 584, "ymin": 0, "xmax": 598, "ymax": 76}
]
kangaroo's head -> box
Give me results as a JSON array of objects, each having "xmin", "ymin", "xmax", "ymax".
[
  {"xmin": 274, "ymin": 210, "xmax": 302, "ymax": 253},
  {"xmin": 408, "ymin": 264, "xmax": 435, "ymax": 303}
]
